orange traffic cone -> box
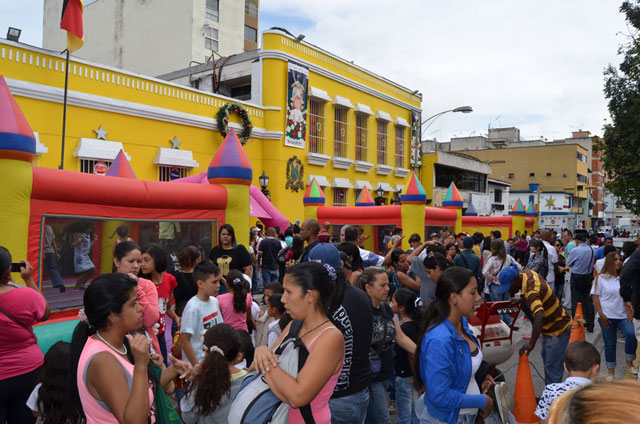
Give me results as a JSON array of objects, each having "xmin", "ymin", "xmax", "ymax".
[
  {"xmin": 569, "ymin": 302, "xmax": 585, "ymax": 345},
  {"xmin": 513, "ymin": 353, "xmax": 538, "ymax": 424}
]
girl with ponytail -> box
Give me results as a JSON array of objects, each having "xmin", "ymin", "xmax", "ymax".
[
  {"xmin": 414, "ymin": 267, "xmax": 494, "ymax": 424},
  {"xmin": 217, "ymin": 270, "xmax": 252, "ymax": 331},
  {"xmin": 181, "ymin": 323, "xmax": 246, "ymax": 423}
]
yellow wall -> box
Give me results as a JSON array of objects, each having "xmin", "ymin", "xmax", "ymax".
[
  {"xmin": 1, "ymin": 34, "xmax": 422, "ymax": 226},
  {"xmin": 465, "ymin": 144, "xmax": 589, "ymax": 199}
]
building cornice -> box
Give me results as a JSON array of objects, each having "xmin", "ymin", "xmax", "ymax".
[{"xmin": 6, "ymin": 78, "xmax": 282, "ymax": 140}]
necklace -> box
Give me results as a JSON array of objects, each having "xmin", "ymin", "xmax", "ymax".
[
  {"xmin": 96, "ymin": 331, "xmax": 128, "ymax": 356},
  {"xmin": 298, "ymin": 319, "xmax": 330, "ymax": 339}
]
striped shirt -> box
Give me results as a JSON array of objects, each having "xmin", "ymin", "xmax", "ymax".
[{"xmin": 521, "ymin": 270, "xmax": 571, "ymax": 337}]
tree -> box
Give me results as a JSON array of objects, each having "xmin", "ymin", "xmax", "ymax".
[{"xmin": 601, "ymin": 1, "xmax": 640, "ymax": 215}]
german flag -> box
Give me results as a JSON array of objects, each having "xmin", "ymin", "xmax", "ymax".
[{"xmin": 60, "ymin": 0, "xmax": 83, "ymax": 52}]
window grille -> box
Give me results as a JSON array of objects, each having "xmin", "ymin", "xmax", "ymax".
[
  {"xmin": 376, "ymin": 120, "xmax": 387, "ymax": 165},
  {"xmin": 395, "ymin": 126, "xmax": 405, "ymax": 168},
  {"xmin": 159, "ymin": 166, "xmax": 189, "ymax": 182},
  {"xmin": 80, "ymin": 159, "xmax": 112, "ymax": 174},
  {"xmin": 245, "ymin": 0, "xmax": 258, "ymax": 17},
  {"xmin": 309, "ymin": 99, "xmax": 325, "ymax": 154},
  {"xmin": 332, "ymin": 188, "xmax": 347, "ymax": 206},
  {"xmin": 334, "ymin": 107, "xmax": 348, "ymax": 158},
  {"xmin": 355, "ymin": 113, "xmax": 368, "ymax": 161}
]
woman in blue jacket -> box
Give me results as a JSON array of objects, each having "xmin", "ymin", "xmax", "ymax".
[{"xmin": 415, "ymin": 267, "xmax": 493, "ymax": 424}]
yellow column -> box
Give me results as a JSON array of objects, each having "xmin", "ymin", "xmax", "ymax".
[
  {"xmin": 222, "ymin": 184, "xmax": 251, "ymax": 248},
  {"xmin": 444, "ymin": 207, "xmax": 463, "ymax": 234},
  {"xmin": 100, "ymin": 221, "xmax": 134, "ymax": 274},
  {"xmin": 0, "ymin": 159, "xmax": 33, "ymax": 282},
  {"xmin": 401, "ymin": 203, "xmax": 426, "ymax": 250},
  {"xmin": 511, "ymin": 215, "xmax": 526, "ymax": 238}
]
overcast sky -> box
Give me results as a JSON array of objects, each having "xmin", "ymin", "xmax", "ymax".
[{"xmin": 1, "ymin": 1, "xmax": 629, "ymax": 141}]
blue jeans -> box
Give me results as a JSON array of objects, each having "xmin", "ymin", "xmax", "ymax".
[
  {"xmin": 541, "ymin": 326, "xmax": 571, "ymax": 384},
  {"xmin": 366, "ymin": 380, "xmax": 391, "ymax": 424},
  {"xmin": 600, "ymin": 318, "xmax": 637, "ymax": 369},
  {"xmin": 44, "ymin": 252, "xmax": 64, "ymax": 288},
  {"xmin": 420, "ymin": 409, "xmax": 477, "ymax": 424},
  {"xmin": 262, "ymin": 268, "xmax": 279, "ymax": 286},
  {"xmin": 330, "ymin": 388, "xmax": 370, "ymax": 424},
  {"xmin": 489, "ymin": 284, "xmax": 512, "ymax": 325},
  {"xmin": 251, "ymin": 268, "xmax": 263, "ymax": 293},
  {"xmin": 396, "ymin": 376, "xmax": 419, "ymax": 424}
]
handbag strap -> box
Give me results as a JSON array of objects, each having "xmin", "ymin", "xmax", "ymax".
[{"xmin": 0, "ymin": 304, "xmax": 36, "ymax": 341}]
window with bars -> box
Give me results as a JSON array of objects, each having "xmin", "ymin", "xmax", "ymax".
[
  {"xmin": 158, "ymin": 166, "xmax": 189, "ymax": 182},
  {"xmin": 204, "ymin": 26, "xmax": 218, "ymax": 51},
  {"xmin": 80, "ymin": 159, "xmax": 112, "ymax": 174},
  {"xmin": 494, "ymin": 189, "xmax": 503, "ymax": 203},
  {"xmin": 395, "ymin": 126, "xmax": 405, "ymax": 168},
  {"xmin": 355, "ymin": 113, "xmax": 368, "ymax": 161},
  {"xmin": 334, "ymin": 107, "xmax": 348, "ymax": 158},
  {"xmin": 206, "ymin": 0, "xmax": 219, "ymax": 22},
  {"xmin": 377, "ymin": 120, "xmax": 388, "ymax": 165},
  {"xmin": 245, "ymin": 0, "xmax": 258, "ymax": 17},
  {"xmin": 309, "ymin": 99, "xmax": 325, "ymax": 154},
  {"xmin": 332, "ymin": 188, "xmax": 347, "ymax": 206}
]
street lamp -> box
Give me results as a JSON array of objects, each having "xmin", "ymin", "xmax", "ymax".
[
  {"xmin": 421, "ymin": 106, "xmax": 473, "ymax": 138},
  {"xmin": 258, "ymin": 171, "xmax": 270, "ymax": 198},
  {"xmin": 375, "ymin": 184, "xmax": 386, "ymax": 206}
]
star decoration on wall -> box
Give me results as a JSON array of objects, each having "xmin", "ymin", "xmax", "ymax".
[
  {"xmin": 94, "ymin": 124, "xmax": 108, "ymax": 140},
  {"xmin": 545, "ymin": 196, "xmax": 556, "ymax": 208},
  {"xmin": 169, "ymin": 136, "xmax": 181, "ymax": 149}
]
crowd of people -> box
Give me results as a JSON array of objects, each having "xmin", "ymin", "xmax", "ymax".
[{"xmin": 1, "ymin": 221, "xmax": 640, "ymax": 424}]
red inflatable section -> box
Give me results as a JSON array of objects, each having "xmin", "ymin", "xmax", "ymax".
[
  {"xmin": 27, "ymin": 167, "xmax": 227, "ymax": 285},
  {"xmin": 462, "ymin": 216, "xmax": 514, "ymax": 226},
  {"xmin": 316, "ymin": 205, "xmax": 457, "ymax": 227},
  {"xmin": 424, "ymin": 207, "xmax": 457, "ymax": 227}
]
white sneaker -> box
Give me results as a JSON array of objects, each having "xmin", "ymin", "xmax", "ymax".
[
  {"xmin": 494, "ymin": 382, "xmax": 513, "ymax": 424},
  {"xmin": 626, "ymin": 365, "xmax": 639, "ymax": 375}
]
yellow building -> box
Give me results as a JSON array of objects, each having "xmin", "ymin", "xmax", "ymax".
[{"xmin": 0, "ymin": 29, "xmax": 421, "ymax": 223}]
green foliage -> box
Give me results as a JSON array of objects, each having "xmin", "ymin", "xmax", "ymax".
[{"xmin": 602, "ymin": 1, "xmax": 640, "ymax": 215}]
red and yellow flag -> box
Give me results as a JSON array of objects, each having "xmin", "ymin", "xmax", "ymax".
[{"xmin": 60, "ymin": 0, "xmax": 84, "ymax": 52}]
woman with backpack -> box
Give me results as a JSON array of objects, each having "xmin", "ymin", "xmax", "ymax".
[{"xmin": 252, "ymin": 261, "xmax": 345, "ymax": 423}]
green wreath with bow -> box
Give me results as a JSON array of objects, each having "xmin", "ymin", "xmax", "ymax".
[{"xmin": 217, "ymin": 102, "xmax": 253, "ymax": 144}]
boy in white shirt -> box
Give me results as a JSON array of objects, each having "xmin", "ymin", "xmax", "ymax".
[
  {"xmin": 534, "ymin": 341, "xmax": 600, "ymax": 422},
  {"xmin": 266, "ymin": 293, "xmax": 285, "ymax": 347},
  {"xmin": 179, "ymin": 262, "xmax": 224, "ymax": 365}
]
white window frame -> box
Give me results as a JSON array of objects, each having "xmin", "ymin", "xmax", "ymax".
[
  {"xmin": 205, "ymin": 0, "xmax": 219, "ymax": 22},
  {"xmin": 204, "ymin": 26, "xmax": 219, "ymax": 52}
]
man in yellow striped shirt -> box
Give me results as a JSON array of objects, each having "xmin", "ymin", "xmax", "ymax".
[{"xmin": 500, "ymin": 265, "xmax": 572, "ymax": 384}]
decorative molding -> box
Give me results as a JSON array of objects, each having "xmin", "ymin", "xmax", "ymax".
[
  {"xmin": 394, "ymin": 167, "xmax": 410, "ymax": 178},
  {"xmin": 73, "ymin": 138, "xmax": 131, "ymax": 160},
  {"xmin": 309, "ymin": 86, "xmax": 331, "ymax": 102},
  {"xmin": 332, "ymin": 177, "xmax": 353, "ymax": 189},
  {"xmin": 355, "ymin": 103, "xmax": 373, "ymax": 115},
  {"xmin": 154, "ymin": 147, "xmax": 199, "ymax": 168},
  {"xmin": 376, "ymin": 110, "xmax": 393, "ymax": 122},
  {"xmin": 354, "ymin": 160, "xmax": 373, "ymax": 173},
  {"xmin": 354, "ymin": 179, "xmax": 371, "ymax": 190},
  {"xmin": 376, "ymin": 182, "xmax": 393, "ymax": 192},
  {"xmin": 306, "ymin": 152, "xmax": 331, "ymax": 167},
  {"xmin": 307, "ymin": 174, "xmax": 330, "ymax": 186},
  {"xmin": 333, "ymin": 95, "xmax": 354, "ymax": 109},
  {"xmin": 33, "ymin": 132, "xmax": 48, "ymax": 155},
  {"xmin": 259, "ymin": 50, "xmax": 421, "ymax": 113},
  {"xmin": 332, "ymin": 156, "xmax": 354, "ymax": 170},
  {"xmin": 5, "ymin": 78, "xmax": 282, "ymax": 140},
  {"xmin": 395, "ymin": 117, "xmax": 410, "ymax": 127},
  {"xmin": 375, "ymin": 164, "xmax": 393, "ymax": 175}
]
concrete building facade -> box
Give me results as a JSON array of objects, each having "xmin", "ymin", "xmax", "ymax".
[{"xmin": 42, "ymin": 0, "xmax": 259, "ymax": 76}]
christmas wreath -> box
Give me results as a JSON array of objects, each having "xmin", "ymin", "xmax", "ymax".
[{"xmin": 217, "ymin": 102, "xmax": 253, "ymax": 144}]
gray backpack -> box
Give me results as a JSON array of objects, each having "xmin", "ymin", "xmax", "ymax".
[{"xmin": 227, "ymin": 320, "xmax": 315, "ymax": 424}]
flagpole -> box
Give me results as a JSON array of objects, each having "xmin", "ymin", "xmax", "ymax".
[{"xmin": 59, "ymin": 48, "xmax": 70, "ymax": 170}]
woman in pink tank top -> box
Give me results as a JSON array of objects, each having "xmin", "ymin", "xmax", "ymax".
[
  {"xmin": 253, "ymin": 260, "xmax": 346, "ymax": 424},
  {"xmin": 68, "ymin": 273, "xmax": 191, "ymax": 423}
]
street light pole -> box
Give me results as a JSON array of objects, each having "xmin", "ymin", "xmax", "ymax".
[{"xmin": 421, "ymin": 106, "xmax": 473, "ymax": 139}]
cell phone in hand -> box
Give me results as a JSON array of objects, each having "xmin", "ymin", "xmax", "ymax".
[{"xmin": 11, "ymin": 262, "xmax": 25, "ymax": 272}]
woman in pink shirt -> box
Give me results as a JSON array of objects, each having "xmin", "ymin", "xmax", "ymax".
[
  {"xmin": 0, "ymin": 248, "xmax": 50, "ymax": 424},
  {"xmin": 69, "ymin": 273, "xmax": 190, "ymax": 423},
  {"xmin": 113, "ymin": 241, "xmax": 161, "ymax": 355}
]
